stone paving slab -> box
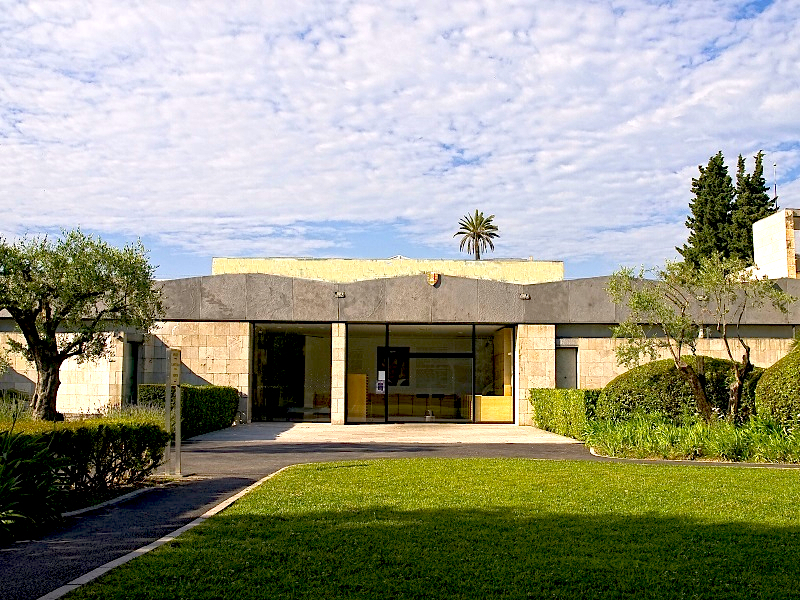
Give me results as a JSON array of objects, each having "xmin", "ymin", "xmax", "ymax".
[{"xmin": 190, "ymin": 422, "xmax": 583, "ymax": 445}]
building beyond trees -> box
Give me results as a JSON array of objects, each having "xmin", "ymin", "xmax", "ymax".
[{"xmin": 1, "ymin": 214, "xmax": 799, "ymax": 425}]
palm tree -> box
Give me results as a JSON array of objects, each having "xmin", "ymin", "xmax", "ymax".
[{"xmin": 454, "ymin": 210, "xmax": 499, "ymax": 260}]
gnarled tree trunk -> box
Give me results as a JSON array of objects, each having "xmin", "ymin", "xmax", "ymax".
[
  {"xmin": 728, "ymin": 349, "xmax": 753, "ymax": 424},
  {"xmin": 676, "ymin": 358, "xmax": 713, "ymax": 423},
  {"xmin": 31, "ymin": 352, "xmax": 63, "ymax": 421}
]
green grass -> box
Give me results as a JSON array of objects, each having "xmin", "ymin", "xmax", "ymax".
[{"xmin": 67, "ymin": 458, "xmax": 800, "ymax": 600}]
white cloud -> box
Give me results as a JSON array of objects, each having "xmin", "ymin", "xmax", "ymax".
[{"xmin": 1, "ymin": 0, "xmax": 799, "ymax": 277}]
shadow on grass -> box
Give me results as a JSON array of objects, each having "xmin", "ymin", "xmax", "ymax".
[{"xmin": 71, "ymin": 506, "xmax": 800, "ymax": 600}]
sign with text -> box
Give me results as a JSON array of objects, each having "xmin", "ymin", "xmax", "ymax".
[{"xmin": 169, "ymin": 348, "xmax": 181, "ymax": 385}]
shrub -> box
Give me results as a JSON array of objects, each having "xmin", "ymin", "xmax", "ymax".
[
  {"xmin": 755, "ymin": 347, "xmax": 800, "ymax": 426},
  {"xmin": 137, "ymin": 384, "xmax": 240, "ymax": 438},
  {"xmin": 0, "ymin": 390, "xmax": 32, "ymax": 422},
  {"xmin": 529, "ymin": 389, "xmax": 600, "ymax": 440},
  {"xmin": 597, "ymin": 356, "xmax": 761, "ymax": 423},
  {"xmin": 584, "ymin": 413, "xmax": 800, "ymax": 462},
  {"xmin": 45, "ymin": 422, "xmax": 169, "ymax": 495},
  {"xmin": 0, "ymin": 423, "xmax": 62, "ymax": 545}
]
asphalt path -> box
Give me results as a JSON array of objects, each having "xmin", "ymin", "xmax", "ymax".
[{"xmin": 1, "ymin": 423, "xmax": 600, "ymax": 600}]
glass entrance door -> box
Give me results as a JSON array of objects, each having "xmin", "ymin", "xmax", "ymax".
[
  {"xmin": 385, "ymin": 325, "xmax": 473, "ymax": 423},
  {"xmin": 346, "ymin": 324, "xmax": 387, "ymax": 423},
  {"xmin": 345, "ymin": 323, "xmax": 515, "ymax": 424},
  {"xmin": 252, "ymin": 323, "xmax": 332, "ymax": 422}
]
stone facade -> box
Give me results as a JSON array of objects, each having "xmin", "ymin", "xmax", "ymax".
[
  {"xmin": 331, "ymin": 323, "xmax": 346, "ymax": 424},
  {"xmin": 568, "ymin": 336, "xmax": 794, "ymax": 391},
  {"xmin": 516, "ymin": 325, "xmax": 556, "ymax": 425},
  {"xmin": 141, "ymin": 321, "xmax": 251, "ymax": 415},
  {"xmin": 0, "ymin": 331, "xmax": 125, "ymax": 415}
]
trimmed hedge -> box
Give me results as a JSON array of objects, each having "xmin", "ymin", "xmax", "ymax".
[
  {"xmin": 0, "ymin": 420, "xmax": 169, "ymax": 544},
  {"xmin": 138, "ymin": 384, "xmax": 239, "ymax": 438},
  {"xmin": 46, "ymin": 422, "xmax": 169, "ymax": 493},
  {"xmin": 597, "ymin": 356, "xmax": 762, "ymax": 423},
  {"xmin": 0, "ymin": 426, "xmax": 62, "ymax": 544},
  {"xmin": 529, "ymin": 389, "xmax": 600, "ymax": 440},
  {"xmin": 755, "ymin": 347, "xmax": 800, "ymax": 425}
]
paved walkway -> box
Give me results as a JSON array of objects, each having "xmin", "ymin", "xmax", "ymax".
[{"xmin": 2, "ymin": 423, "xmax": 594, "ymax": 600}]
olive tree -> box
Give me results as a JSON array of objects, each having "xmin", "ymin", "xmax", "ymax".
[
  {"xmin": 0, "ymin": 230, "xmax": 162, "ymax": 420},
  {"xmin": 607, "ymin": 254, "xmax": 792, "ymax": 423}
]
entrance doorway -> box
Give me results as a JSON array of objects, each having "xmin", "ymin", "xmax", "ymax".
[
  {"xmin": 252, "ymin": 323, "xmax": 332, "ymax": 422},
  {"xmin": 345, "ymin": 324, "xmax": 514, "ymax": 423}
]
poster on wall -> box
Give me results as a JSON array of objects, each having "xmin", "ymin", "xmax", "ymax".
[{"xmin": 378, "ymin": 347, "xmax": 410, "ymax": 386}]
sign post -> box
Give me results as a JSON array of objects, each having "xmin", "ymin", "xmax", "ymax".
[
  {"xmin": 169, "ymin": 348, "xmax": 182, "ymax": 476},
  {"xmin": 164, "ymin": 365, "xmax": 172, "ymax": 475}
]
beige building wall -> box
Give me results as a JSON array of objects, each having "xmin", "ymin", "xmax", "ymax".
[
  {"xmin": 753, "ymin": 209, "xmax": 799, "ymax": 279},
  {"xmin": 573, "ymin": 336, "xmax": 793, "ymax": 390},
  {"xmin": 0, "ymin": 331, "xmax": 125, "ymax": 415},
  {"xmin": 516, "ymin": 325, "xmax": 556, "ymax": 425},
  {"xmin": 212, "ymin": 256, "xmax": 564, "ymax": 284},
  {"xmin": 142, "ymin": 321, "xmax": 250, "ymax": 417}
]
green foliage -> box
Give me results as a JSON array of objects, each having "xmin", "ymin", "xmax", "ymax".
[
  {"xmin": 0, "ymin": 389, "xmax": 32, "ymax": 421},
  {"xmin": 529, "ymin": 388, "xmax": 600, "ymax": 440},
  {"xmin": 453, "ymin": 209, "xmax": 499, "ymax": 260},
  {"xmin": 597, "ymin": 357, "xmax": 762, "ymax": 423},
  {"xmin": 679, "ymin": 151, "xmax": 735, "ymax": 265},
  {"xmin": 607, "ymin": 254, "xmax": 791, "ymax": 422},
  {"xmin": 138, "ymin": 384, "xmax": 240, "ymax": 438},
  {"xmin": 679, "ymin": 151, "xmax": 778, "ymax": 265},
  {"xmin": 0, "ymin": 417, "xmax": 62, "ymax": 544},
  {"xmin": 729, "ymin": 151, "xmax": 777, "ymax": 262},
  {"xmin": 42, "ymin": 422, "xmax": 168, "ymax": 496},
  {"xmin": 755, "ymin": 345, "xmax": 800, "ymax": 425},
  {"xmin": 0, "ymin": 229, "xmax": 163, "ymax": 420},
  {"xmin": 584, "ymin": 413, "xmax": 800, "ymax": 462},
  {"xmin": 0, "ymin": 406, "xmax": 169, "ymax": 542},
  {"xmin": 607, "ymin": 261, "xmax": 699, "ymax": 369}
]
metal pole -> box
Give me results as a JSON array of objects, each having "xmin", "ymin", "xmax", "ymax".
[
  {"xmin": 164, "ymin": 381, "xmax": 172, "ymax": 475},
  {"xmin": 175, "ymin": 384, "xmax": 181, "ymax": 476}
]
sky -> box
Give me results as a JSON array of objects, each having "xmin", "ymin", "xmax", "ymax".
[{"xmin": 2, "ymin": 0, "xmax": 799, "ymax": 280}]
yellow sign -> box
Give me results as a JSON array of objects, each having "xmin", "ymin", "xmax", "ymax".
[
  {"xmin": 427, "ymin": 272, "xmax": 439, "ymax": 286},
  {"xmin": 169, "ymin": 349, "xmax": 181, "ymax": 385}
]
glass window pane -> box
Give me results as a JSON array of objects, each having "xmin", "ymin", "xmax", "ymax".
[
  {"xmin": 252, "ymin": 323, "xmax": 331, "ymax": 422},
  {"xmin": 346, "ymin": 324, "xmax": 386, "ymax": 423}
]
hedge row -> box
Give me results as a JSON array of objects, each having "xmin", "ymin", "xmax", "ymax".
[
  {"xmin": 137, "ymin": 384, "xmax": 239, "ymax": 439},
  {"xmin": 597, "ymin": 356, "xmax": 762, "ymax": 423},
  {"xmin": 47, "ymin": 422, "xmax": 169, "ymax": 493},
  {"xmin": 529, "ymin": 389, "xmax": 600, "ymax": 441},
  {"xmin": 755, "ymin": 345, "xmax": 800, "ymax": 425},
  {"xmin": 1, "ymin": 420, "xmax": 169, "ymax": 544}
]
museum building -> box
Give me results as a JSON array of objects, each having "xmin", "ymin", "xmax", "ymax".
[{"xmin": 2, "ymin": 210, "xmax": 800, "ymax": 424}]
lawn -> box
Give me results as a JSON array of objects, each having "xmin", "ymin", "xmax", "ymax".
[{"xmin": 68, "ymin": 458, "xmax": 800, "ymax": 599}]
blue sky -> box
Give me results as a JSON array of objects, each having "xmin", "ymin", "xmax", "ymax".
[{"xmin": 2, "ymin": 0, "xmax": 799, "ymax": 279}]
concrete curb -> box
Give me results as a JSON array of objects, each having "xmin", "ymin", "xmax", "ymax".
[
  {"xmin": 37, "ymin": 466, "xmax": 294, "ymax": 600},
  {"xmin": 588, "ymin": 446, "xmax": 800, "ymax": 469},
  {"xmin": 60, "ymin": 477, "xmax": 204, "ymax": 518}
]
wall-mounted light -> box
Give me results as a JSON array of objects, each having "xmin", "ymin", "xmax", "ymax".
[
  {"xmin": 519, "ymin": 293, "xmax": 531, "ymax": 300},
  {"xmin": 334, "ymin": 291, "xmax": 346, "ymax": 298}
]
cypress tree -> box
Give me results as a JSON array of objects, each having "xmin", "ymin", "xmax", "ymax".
[
  {"xmin": 678, "ymin": 151, "xmax": 735, "ymax": 266},
  {"xmin": 729, "ymin": 151, "xmax": 777, "ymax": 263}
]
